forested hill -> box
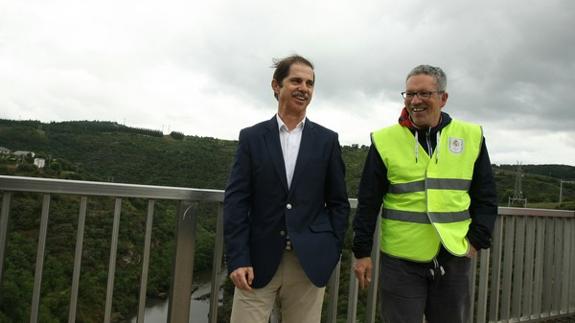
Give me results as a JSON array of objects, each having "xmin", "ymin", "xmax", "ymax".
[
  {"xmin": 1, "ymin": 119, "xmax": 574, "ymax": 322},
  {"xmin": 0, "ymin": 119, "xmax": 235, "ymax": 189},
  {"xmin": 1, "ymin": 118, "xmax": 574, "ymax": 207}
]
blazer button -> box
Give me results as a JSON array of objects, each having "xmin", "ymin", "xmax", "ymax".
[
  {"xmin": 286, "ymin": 203, "xmax": 292, "ymax": 210},
  {"xmin": 280, "ymin": 230, "xmax": 286, "ymax": 236}
]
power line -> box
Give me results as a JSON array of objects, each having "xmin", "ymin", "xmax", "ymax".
[{"xmin": 508, "ymin": 162, "xmax": 527, "ymax": 207}]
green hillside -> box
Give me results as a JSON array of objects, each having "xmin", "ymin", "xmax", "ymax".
[
  {"xmin": 493, "ymin": 165, "xmax": 575, "ymax": 209},
  {"xmin": 0, "ymin": 119, "xmax": 574, "ymax": 321},
  {"xmin": 2, "ymin": 119, "xmax": 573, "ymax": 205}
]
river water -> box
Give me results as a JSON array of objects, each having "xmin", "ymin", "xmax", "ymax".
[
  {"xmin": 130, "ymin": 273, "xmax": 224, "ymax": 323},
  {"xmin": 129, "ymin": 297, "xmax": 210, "ymax": 323}
]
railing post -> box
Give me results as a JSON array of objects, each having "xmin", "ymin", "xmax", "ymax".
[
  {"xmin": 570, "ymin": 220, "xmax": 575, "ymax": 313},
  {"xmin": 561, "ymin": 218, "xmax": 571, "ymax": 313},
  {"xmin": 501, "ymin": 215, "xmax": 515, "ymax": 320},
  {"xmin": 30, "ymin": 194, "xmax": 51, "ymax": 323},
  {"xmin": 542, "ymin": 217, "xmax": 555, "ymax": 317},
  {"xmin": 522, "ymin": 216, "xmax": 536, "ymax": 320},
  {"xmin": 68, "ymin": 196, "xmax": 88, "ymax": 323},
  {"xmin": 104, "ymin": 198, "xmax": 123, "ymax": 323},
  {"xmin": 346, "ymin": 257, "xmax": 358, "ymax": 323},
  {"xmin": 168, "ymin": 201, "xmax": 197, "ymax": 323},
  {"xmin": 469, "ymin": 254, "xmax": 477, "ymax": 323},
  {"xmin": 475, "ymin": 249, "xmax": 490, "ymax": 323},
  {"xmin": 365, "ymin": 215, "xmax": 381, "ymax": 323},
  {"xmin": 136, "ymin": 200, "xmax": 156, "ymax": 323},
  {"xmin": 511, "ymin": 216, "xmax": 526, "ymax": 319},
  {"xmin": 0, "ymin": 192, "xmax": 11, "ymax": 285},
  {"xmin": 532, "ymin": 217, "xmax": 546, "ymax": 319},
  {"xmin": 552, "ymin": 218, "xmax": 564, "ymax": 315},
  {"xmin": 488, "ymin": 215, "xmax": 504, "ymax": 322},
  {"xmin": 208, "ymin": 203, "xmax": 225, "ymax": 323},
  {"xmin": 326, "ymin": 260, "xmax": 341, "ymax": 323}
]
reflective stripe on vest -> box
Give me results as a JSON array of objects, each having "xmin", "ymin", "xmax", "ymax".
[
  {"xmin": 389, "ymin": 178, "xmax": 471, "ymax": 194},
  {"xmin": 383, "ymin": 209, "xmax": 470, "ymax": 224},
  {"xmin": 372, "ymin": 120, "xmax": 482, "ymax": 261}
]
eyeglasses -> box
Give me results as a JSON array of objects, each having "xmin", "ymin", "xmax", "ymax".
[{"xmin": 401, "ymin": 91, "xmax": 443, "ymax": 99}]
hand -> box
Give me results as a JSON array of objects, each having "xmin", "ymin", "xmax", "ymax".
[
  {"xmin": 353, "ymin": 257, "xmax": 373, "ymax": 289},
  {"xmin": 466, "ymin": 245, "xmax": 478, "ymax": 258},
  {"xmin": 229, "ymin": 266, "xmax": 254, "ymax": 291}
]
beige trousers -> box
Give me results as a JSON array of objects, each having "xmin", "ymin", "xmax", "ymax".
[{"xmin": 230, "ymin": 250, "xmax": 326, "ymax": 323}]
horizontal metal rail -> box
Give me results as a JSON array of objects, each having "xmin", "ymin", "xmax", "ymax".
[
  {"xmin": 499, "ymin": 206, "xmax": 575, "ymax": 217},
  {"xmin": 0, "ymin": 175, "xmax": 224, "ymax": 201}
]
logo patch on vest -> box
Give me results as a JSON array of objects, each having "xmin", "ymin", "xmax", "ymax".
[{"xmin": 448, "ymin": 137, "xmax": 464, "ymax": 154}]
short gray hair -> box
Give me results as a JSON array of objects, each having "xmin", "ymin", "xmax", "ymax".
[{"xmin": 406, "ymin": 65, "xmax": 447, "ymax": 92}]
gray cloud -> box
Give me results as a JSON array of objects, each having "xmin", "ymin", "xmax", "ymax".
[{"xmin": 0, "ymin": 0, "xmax": 574, "ymax": 165}]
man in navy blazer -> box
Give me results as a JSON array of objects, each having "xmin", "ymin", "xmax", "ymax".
[{"xmin": 224, "ymin": 55, "xmax": 350, "ymax": 323}]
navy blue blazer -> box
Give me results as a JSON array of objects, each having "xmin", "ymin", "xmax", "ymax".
[{"xmin": 224, "ymin": 116, "xmax": 350, "ymax": 288}]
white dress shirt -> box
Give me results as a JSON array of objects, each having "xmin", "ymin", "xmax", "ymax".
[{"xmin": 276, "ymin": 114, "xmax": 305, "ymax": 189}]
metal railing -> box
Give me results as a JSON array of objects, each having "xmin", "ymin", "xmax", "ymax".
[
  {"xmin": 0, "ymin": 175, "xmax": 222, "ymax": 323},
  {"xmin": 346, "ymin": 207, "xmax": 575, "ymax": 323},
  {"xmin": 1, "ymin": 175, "xmax": 574, "ymax": 323}
]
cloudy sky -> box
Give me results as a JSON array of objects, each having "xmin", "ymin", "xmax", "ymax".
[{"xmin": 1, "ymin": 0, "xmax": 574, "ymax": 166}]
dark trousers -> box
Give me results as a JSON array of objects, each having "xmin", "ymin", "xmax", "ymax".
[{"xmin": 379, "ymin": 253, "xmax": 472, "ymax": 323}]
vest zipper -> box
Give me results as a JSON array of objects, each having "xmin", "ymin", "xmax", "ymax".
[{"xmin": 426, "ymin": 129, "xmax": 433, "ymax": 157}]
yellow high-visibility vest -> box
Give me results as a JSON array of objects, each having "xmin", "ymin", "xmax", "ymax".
[{"xmin": 372, "ymin": 120, "xmax": 483, "ymax": 261}]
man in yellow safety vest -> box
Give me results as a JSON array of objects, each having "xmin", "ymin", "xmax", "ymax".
[{"xmin": 352, "ymin": 65, "xmax": 498, "ymax": 323}]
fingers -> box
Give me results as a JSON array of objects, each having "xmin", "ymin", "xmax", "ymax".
[
  {"xmin": 246, "ymin": 267, "xmax": 254, "ymax": 286},
  {"xmin": 229, "ymin": 267, "xmax": 254, "ymax": 291},
  {"xmin": 363, "ymin": 264, "xmax": 372, "ymax": 289},
  {"xmin": 355, "ymin": 269, "xmax": 367, "ymax": 289},
  {"xmin": 466, "ymin": 245, "xmax": 478, "ymax": 258},
  {"xmin": 353, "ymin": 257, "xmax": 373, "ymax": 289}
]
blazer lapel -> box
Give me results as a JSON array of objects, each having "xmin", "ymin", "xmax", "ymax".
[
  {"xmin": 289, "ymin": 119, "xmax": 315, "ymax": 194},
  {"xmin": 264, "ymin": 116, "xmax": 289, "ymax": 192}
]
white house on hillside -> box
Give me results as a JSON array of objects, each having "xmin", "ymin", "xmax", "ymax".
[
  {"xmin": 34, "ymin": 158, "xmax": 46, "ymax": 169},
  {"xmin": 13, "ymin": 151, "xmax": 35, "ymax": 158}
]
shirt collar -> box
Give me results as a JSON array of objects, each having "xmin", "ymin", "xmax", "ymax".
[{"xmin": 276, "ymin": 114, "xmax": 305, "ymax": 132}]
